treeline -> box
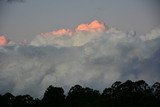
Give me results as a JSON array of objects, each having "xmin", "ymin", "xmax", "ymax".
[{"xmin": 0, "ymin": 80, "xmax": 160, "ymax": 107}]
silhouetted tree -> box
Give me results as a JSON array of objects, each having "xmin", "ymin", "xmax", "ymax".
[
  {"xmin": 1, "ymin": 93, "xmax": 15, "ymax": 107},
  {"xmin": 111, "ymin": 81, "xmax": 122, "ymax": 89},
  {"xmin": 133, "ymin": 80, "xmax": 154, "ymax": 106},
  {"xmin": 42, "ymin": 85, "xmax": 65, "ymax": 107},
  {"xmin": 66, "ymin": 85, "xmax": 100, "ymax": 107},
  {"xmin": 12, "ymin": 95, "xmax": 34, "ymax": 107},
  {"xmin": 0, "ymin": 80, "xmax": 160, "ymax": 107},
  {"xmin": 102, "ymin": 87, "xmax": 114, "ymax": 107},
  {"xmin": 152, "ymin": 82, "xmax": 160, "ymax": 98},
  {"xmin": 152, "ymin": 82, "xmax": 160, "ymax": 106},
  {"xmin": 31, "ymin": 98, "xmax": 42, "ymax": 107}
]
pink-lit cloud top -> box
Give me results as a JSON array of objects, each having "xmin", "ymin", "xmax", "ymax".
[
  {"xmin": 75, "ymin": 20, "xmax": 106, "ymax": 32},
  {"xmin": 42, "ymin": 20, "xmax": 107, "ymax": 37},
  {"xmin": 0, "ymin": 20, "xmax": 107, "ymax": 46},
  {"xmin": 42, "ymin": 29, "xmax": 72, "ymax": 37},
  {"xmin": 1, "ymin": 20, "xmax": 160, "ymax": 47},
  {"xmin": 29, "ymin": 20, "xmax": 108, "ymax": 47},
  {"xmin": 0, "ymin": 35, "xmax": 8, "ymax": 46}
]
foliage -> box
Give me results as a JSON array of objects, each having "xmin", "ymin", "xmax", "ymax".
[{"xmin": 0, "ymin": 80, "xmax": 160, "ymax": 107}]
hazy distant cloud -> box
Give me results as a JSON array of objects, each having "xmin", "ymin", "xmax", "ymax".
[{"xmin": 0, "ymin": 20, "xmax": 160, "ymax": 98}]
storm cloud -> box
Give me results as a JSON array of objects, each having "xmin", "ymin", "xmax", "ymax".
[{"xmin": 0, "ymin": 21, "xmax": 160, "ymax": 98}]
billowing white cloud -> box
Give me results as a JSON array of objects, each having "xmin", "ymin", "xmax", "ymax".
[
  {"xmin": 140, "ymin": 27, "xmax": 160, "ymax": 41},
  {"xmin": 0, "ymin": 21, "xmax": 160, "ymax": 98},
  {"xmin": 30, "ymin": 20, "xmax": 107, "ymax": 47}
]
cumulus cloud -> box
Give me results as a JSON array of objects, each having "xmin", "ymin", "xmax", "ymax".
[
  {"xmin": 30, "ymin": 20, "xmax": 107, "ymax": 47},
  {"xmin": 0, "ymin": 35, "xmax": 8, "ymax": 46},
  {"xmin": 0, "ymin": 20, "xmax": 160, "ymax": 98},
  {"xmin": 140, "ymin": 27, "xmax": 160, "ymax": 41},
  {"xmin": 75, "ymin": 20, "xmax": 106, "ymax": 32}
]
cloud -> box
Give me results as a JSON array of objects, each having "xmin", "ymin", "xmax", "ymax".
[
  {"xmin": 140, "ymin": 27, "xmax": 160, "ymax": 41},
  {"xmin": 0, "ymin": 20, "xmax": 160, "ymax": 98},
  {"xmin": 75, "ymin": 20, "xmax": 106, "ymax": 32},
  {"xmin": 30, "ymin": 20, "xmax": 107, "ymax": 47},
  {"xmin": 0, "ymin": 35, "xmax": 8, "ymax": 46}
]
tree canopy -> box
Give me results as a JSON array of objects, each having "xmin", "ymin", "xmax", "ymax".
[{"xmin": 0, "ymin": 80, "xmax": 160, "ymax": 107}]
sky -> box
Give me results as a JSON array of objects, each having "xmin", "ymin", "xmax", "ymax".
[
  {"xmin": 0, "ymin": 0, "xmax": 160, "ymax": 98},
  {"xmin": 0, "ymin": 0, "xmax": 159, "ymax": 42}
]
